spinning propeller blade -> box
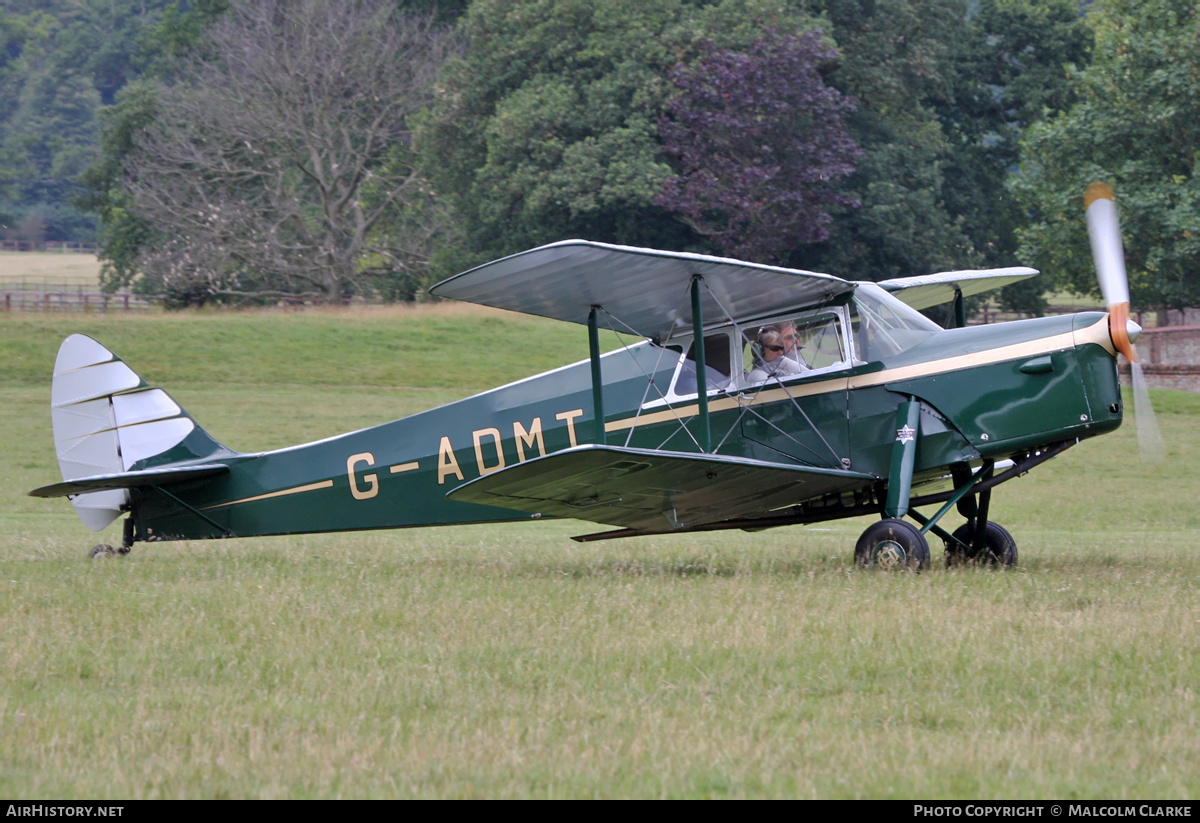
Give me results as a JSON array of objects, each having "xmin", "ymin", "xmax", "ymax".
[
  {"xmin": 1084, "ymin": 182, "xmax": 1136, "ymax": 362},
  {"xmin": 1083, "ymin": 182, "xmax": 1165, "ymax": 463}
]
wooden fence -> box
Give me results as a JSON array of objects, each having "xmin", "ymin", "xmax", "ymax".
[
  {"xmin": 0, "ymin": 241, "xmax": 98, "ymax": 253},
  {"xmin": 0, "ymin": 281, "xmax": 159, "ymax": 312}
]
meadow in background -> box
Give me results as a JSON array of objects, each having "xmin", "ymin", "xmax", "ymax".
[
  {"xmin": 0, "ymin": 252, "xmax": 103, "ymax": 284},
  {"xmin": 2, "ymin": 292, "xmax": 1197, "ymax": 798}
]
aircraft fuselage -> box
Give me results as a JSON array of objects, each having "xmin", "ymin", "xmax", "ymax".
[{"xmin": 130, "ymin": 309, "xmax": 1121, "ymax": 543}]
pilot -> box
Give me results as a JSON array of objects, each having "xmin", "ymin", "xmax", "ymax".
[
  {"xmin": 778, "ymin": 320, "xmax": 808, "ymax": 367},
  {"xmin": 746, "ymin": 326, "xmax": 803, "ymax": 383}
]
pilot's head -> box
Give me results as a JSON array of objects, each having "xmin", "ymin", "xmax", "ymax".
[
  {"xmin": 778, "ymin": 321, "xmax": 799, "ymax": 358},
  {"xmin": 756, "ymin": 328, "xmax": 785, "ymax": 362}
]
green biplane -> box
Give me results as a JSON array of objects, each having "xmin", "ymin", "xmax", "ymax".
[{"xmin": 32, "ymin": 184, "xmax": 1153, "ymax": 569}]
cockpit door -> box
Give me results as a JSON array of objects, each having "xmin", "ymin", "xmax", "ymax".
[{"xmin": 738, "ymin": 308, "xmax": 853, "ymax": 469}]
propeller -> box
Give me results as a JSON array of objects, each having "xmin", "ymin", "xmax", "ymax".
[{"xmin": 1083, "ymin": 182, "xmax": 1165, "ymax": 463}]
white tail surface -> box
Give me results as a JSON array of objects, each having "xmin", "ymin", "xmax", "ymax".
[{"xmin": 51, "ymin": 335, "xmax": 199, "ymax": 531}]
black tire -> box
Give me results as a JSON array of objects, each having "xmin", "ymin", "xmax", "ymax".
[
  {"xmin": 854, "ymin": 518, "xmax": 930, "ymax": 571},
  {"xmin": 88, "ymin": 544, "xmax": 115, "ymax": 559},
  {"xmin": 946, "ymin": 522, "xmax": 1018, "ymax": 569}
]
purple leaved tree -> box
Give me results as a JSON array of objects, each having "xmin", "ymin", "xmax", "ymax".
[{"xmin": 657, "ymin": 30, "xmax": 862, "ymax": 264}]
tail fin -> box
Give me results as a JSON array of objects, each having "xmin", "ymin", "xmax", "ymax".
[{"xmin": 43, "ymin": 334, "xmax": 236, "ymax": 531}]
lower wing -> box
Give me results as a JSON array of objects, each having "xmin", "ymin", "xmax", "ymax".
[{"xmin": 446, "ymin": 445, "xmax": 874, "ymax": 534}]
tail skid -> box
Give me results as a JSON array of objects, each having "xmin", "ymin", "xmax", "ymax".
[{"xmin": 38, "ymin": 334, "xmax": 236, "ymax": 531}]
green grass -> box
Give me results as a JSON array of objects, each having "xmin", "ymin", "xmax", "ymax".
[{"xmin": 2, "ymin": 309, "xmax": 1199, "ymax": 798}]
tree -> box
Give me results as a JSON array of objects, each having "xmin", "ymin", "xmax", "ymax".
[
  {"xmin": 422, "ymin": 0, "xmax": 1096, "ymax": 289},
  {"xmin": 0, "ymin": 1, "xmax": 183, "ymax": 244},
  {"xmin": 78, "ymin": 1, "xmax": 231, "ymax": 289},
  {"xmin": 769, "ymin": 0, "xmax": 975, "ymax": 281},
  {"xmin": 1013, "ymin": 0, "xmax": 1200, "ymax": 319},
  {"xmin": 655, "ymin": 29, "xmax": 861, "ymax": 264},
  {"xmin": 0, "ymin": 5, "xmax": 100, "ymax": 243},
  {"xmin": 936, "ymin": 0, "xmax": 1092, "ymax": 315},
  {"xmin": 418, "ymin": 0, "xmax": 821, "ymax": 275},
  {"xmin": 117, "ymin": 0, "xmax": 457, "ymax": 304}
]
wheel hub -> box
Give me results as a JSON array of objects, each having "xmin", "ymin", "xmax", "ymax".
[{"xmin": 873, "ymin": 540, "xmax": 906, "ymax": 570}]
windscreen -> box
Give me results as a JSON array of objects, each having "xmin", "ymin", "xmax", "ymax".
[{"xmin": 851, "ymin": 283, "xmax": 941, "ymax": 361}]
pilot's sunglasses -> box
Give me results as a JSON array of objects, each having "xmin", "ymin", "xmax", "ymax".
[{"xmin": 763, "ymin": 345, "xmax": 785, "ymax": 352}]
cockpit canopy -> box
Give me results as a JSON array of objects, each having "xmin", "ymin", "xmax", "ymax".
[
  {"xmin": 665, "ymin": 283, "xmax": 942, "ymax": 400},
  {"xmin": 850, "ymin": 283, "xmax": 941, "ymax": 361}
]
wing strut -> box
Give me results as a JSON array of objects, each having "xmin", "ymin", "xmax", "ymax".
[
  {"xmin": 586, "ymin": 274, "xmax": 713, "ymax": 451},
  {"xmin": 587, "ymin": 306, "xmax": 606, "ymax": 445},
  {"xmin": 690, "ymin": 275, "xmax": 710, "ymax": 452},
  {"xmin": 953, "ymin": 287, "xmax": 966, "ymax": 329}
]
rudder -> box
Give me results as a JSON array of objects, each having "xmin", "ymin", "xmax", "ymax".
[{"xmin": 49, "ymin": 334, "xmax": 235, "ymax": 531}]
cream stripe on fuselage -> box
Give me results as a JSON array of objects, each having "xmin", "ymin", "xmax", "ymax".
[{"xmin": 199, "ymin": 479, "xmax": 335, "ymax": 510}]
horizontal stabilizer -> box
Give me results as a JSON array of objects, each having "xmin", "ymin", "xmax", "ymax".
[
  {"xmin": 878, "ymin": 267, "xmax": 1038, "ymax": 311},
  {"xmin": 446, "ymin": 445, "xmax": 874, "ymax": 533},
  {"xmin": 29, "ymin": 463, "xmax": 230, "ymax": 499}
]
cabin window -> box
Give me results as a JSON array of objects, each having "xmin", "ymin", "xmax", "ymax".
[
  {"xmin": 850, "ymin": 284, "xmax": 940, "ymax": 361},
  {"xmin": 671, "ymin": 332, "xmax": 732, "ymax": 396},
  {"xmin": 741, "ymin": 309, "xmax": 850, "ymax": 385}
]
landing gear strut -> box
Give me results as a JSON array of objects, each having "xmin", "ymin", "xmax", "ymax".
[
  {"xmin": 939, "ymin": 462, "xmax": 1018, "ymax": 568},
  {"xmin": 859, "ymin": 435, "xmax": 1021, "ymax": 570}
]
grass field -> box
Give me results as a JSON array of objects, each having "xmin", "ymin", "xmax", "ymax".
[
  {"xmin": 0, "ymin": 252, "xmax": 103, "ymax": 286},
  {"xmin": 2, "ymin": 308, "xmax": 1198, "ymax": 799}
]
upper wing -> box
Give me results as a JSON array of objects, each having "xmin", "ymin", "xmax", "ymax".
[
  {"xmin": 429, "ymin": 240, "xmax": 854, "ymax": 342},
  {"xmin": 878, "ymin": 267, "xmax": 1038, "ymax": 311},
  {"xmin": 446, "ymin": 445, "xmax": 875, "ymax": 533}
]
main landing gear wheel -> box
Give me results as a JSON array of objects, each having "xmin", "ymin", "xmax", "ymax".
[
  {"xmin": 855, "ymin": 518, "xmax": 930, "ymax": 571},
  {"xmin": 945, "ymin": 522, "xmax": 1018, "ymax": 569}
]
